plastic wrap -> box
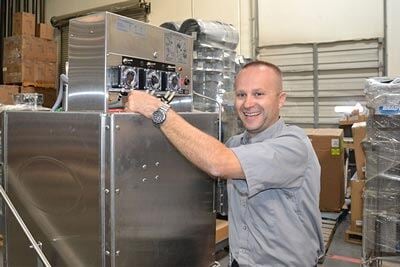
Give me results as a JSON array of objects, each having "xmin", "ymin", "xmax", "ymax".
[
  {"xmin": 179, "ymin": 19, "xmax": 239, "ymax": 50},
  {"xmin": 363, "ymin": 77, "xmax": 400, "ymax": 266},
  {"xmin": 179, "ymin": 19, "xmax": 238, "ymax": 112}
]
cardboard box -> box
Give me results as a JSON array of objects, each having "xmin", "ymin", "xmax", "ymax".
[
  {"xmin": 21, "ymin": 86, "xmax": 57, "ymax": 108},
  {"xmin": 34, "ymin": 61, "xmax": 46, "ymax": 83},
  {"xmin": 2, "ymin": 60, "xmax": 35, "ymax": 84},
  {"xmin": 305, "ymin": 128, "xmax": 345, "ymax": 212},
  {"xmin": 33, "ymin": 62, "xmax": 56, "ymax": 86},
  {"xmin": 339, "ymin": 113, "xmax": 367, "ymax": 126},
  {"xmin": 0, "ymin": 85, "xmax": 20, "ymax": 104},
  {"xmin": 350, "ymin": 179, "xmax": 364, "ymax": 232},
  {"xmin": 36, "ymin": 23, "xmax": 54, "ymax": 40},
  {"xmin": 43, "ymin": 40, "xmax": 57, "ymax": 62},
  {"xmin": 3, "ymin": 36, "xmax": 36, "ymax": 62},
  {"xmin": 352, "ymin": 122, "xmax": 367, "ymax": 179},
  {"xmin": 12, "ymin": 12, "xmax": 35, "ymax": 36}
]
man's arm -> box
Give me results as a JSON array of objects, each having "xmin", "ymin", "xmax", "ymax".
[{"xmin": 125, "ymin": 90, "xmax": 244, "ymax": 179}]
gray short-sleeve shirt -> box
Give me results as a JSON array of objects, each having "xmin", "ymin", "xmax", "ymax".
[{"xmin": 226, "ymin": 118, "xmax": 324, "ymax": 267}]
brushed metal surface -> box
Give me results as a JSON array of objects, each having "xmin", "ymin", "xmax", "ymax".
[
  {"xmin": 2, "ymin": 111, "xmax": 217, "ymax": 267},
  {"xmin": 68, "ymin": 13, "xmax": 107, "ymax": 112},
  {"xmin": 111, "ymin": 112, "xmax": 217, "ymax": 267},
  {"xmin": 3, "ymin": 112, "xmax": 104, "ymax": 267},
  {"xmin": 68, "ymin": 12, "xmax": 194, "ymax": 112}
]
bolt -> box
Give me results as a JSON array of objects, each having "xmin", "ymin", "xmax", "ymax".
[
  {"xmin": 104, "ymin": 189, "xmax": 110, "ymax": 194},
  {"xmin": 115, "ymin": 125, "xmax": 120, "ymax": 130},
  {"xmin": 142, "ymin": 164, "xmax": 147, "ymax": 169},
  {"xmin": 142, "ymin": 178, "xmax": 147, "ymax": 182},
  {"xmin": 155, "ymin": 162, "xmax": 160, "ymax": 167},
  {"xmin": 116, "ymin": 250, "xmax": 120, "ymax": 256},
  {"xmin": 115, "ymin": 188, "xmax": 120, "ymax": 194},
  {"xmin": 154, "ymin": 175, "xmax": 159, "ymax": 180}
]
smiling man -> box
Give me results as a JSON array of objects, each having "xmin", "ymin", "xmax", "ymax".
[{"xmin": 125, "ymin": 61, "xmax": 324, "ymax": 267}]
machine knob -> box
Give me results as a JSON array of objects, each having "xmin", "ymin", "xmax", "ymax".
[{"xmin": 183, "ymin": 77, "xmax": 190, "ymax": 85}]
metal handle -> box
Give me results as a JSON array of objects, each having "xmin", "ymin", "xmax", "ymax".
[{"xmin": 0, "ymin": 185, "xmax": 52, "ymax": 267}]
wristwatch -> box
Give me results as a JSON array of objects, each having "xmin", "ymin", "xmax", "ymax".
[{"xmin": 152, "ymin": 103, "xmax": 170, "ymax": 127}]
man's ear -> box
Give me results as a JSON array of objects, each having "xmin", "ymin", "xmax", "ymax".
[{"xmin": 278, "ymin": 91, "xmax": 287, "ymax": 109}]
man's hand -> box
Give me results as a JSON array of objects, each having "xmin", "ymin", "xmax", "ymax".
[{"xmin": 124, "ymin": 90, "xmax": 162, "ymax": 118}]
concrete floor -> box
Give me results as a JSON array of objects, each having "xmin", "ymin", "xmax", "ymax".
[{"xmin": 216, "ymin": 214, "xmax": 363, "ymax": 267}]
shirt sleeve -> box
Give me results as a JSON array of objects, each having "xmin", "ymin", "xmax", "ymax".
[{"xmin": 230, "ymin": 133, "xmax": 308, "ymax": 197}]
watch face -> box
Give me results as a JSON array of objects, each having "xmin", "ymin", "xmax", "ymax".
[{"xmin": 152, "ymin": 109, "xmax": 166, "ymax": 125}]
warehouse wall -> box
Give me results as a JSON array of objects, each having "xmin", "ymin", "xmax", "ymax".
[
  {"xmin": 386, "ymin": 0, "xmax": 400, "ymax": 77},
  {"xmin": 258, "ymin": 0, "xmax": 383, "ymax": 46},
  {"xmin": 148, "ymin": 0, "xmax": 252, "ymax": 58},
  {"xmin": 45, "ymin": 0, "xmax": 123, "ymax": 18},
  {"xmin": 45, "ymin": 0, "xmax": 398, "ymax": 74},
  {"xmin": 45, "ymin": 0, "xmax": 253, "ymax": 57}
]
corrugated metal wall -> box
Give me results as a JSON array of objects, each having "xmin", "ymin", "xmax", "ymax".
[{"xmin": 258, "ymin": 38, "xmax": 383, "ymax": 128}]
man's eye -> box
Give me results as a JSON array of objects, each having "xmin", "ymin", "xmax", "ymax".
[
  {"xmin": 255, "ymin": 92, "xmax": 264, "ymax": 96},
  {"xmin": 236, "ymin": 93, "xmax": 245, "ymax": 98}
]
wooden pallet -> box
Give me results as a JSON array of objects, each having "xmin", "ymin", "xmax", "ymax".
[
  {"xmin": 322, "ymin": 218, "xmax": 337, "ymax": 249},
  {"xmin": 345, "ymin": 228, "xmax": 362, "ymax": 245},
  {"xmin": 216, "ymin": 219, "xmax": 229, "ymax": 244}
]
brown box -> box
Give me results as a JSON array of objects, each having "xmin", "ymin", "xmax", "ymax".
[
  {"xmin": 34, "ymin": 61, "xmax": 46, "ymax": 83},
  {"xmin": 34, "ymin": 61, "xmax": 56, "ymax": 86},
  {"xmin": 12, "ymin": 12, "xmax": 35, "ymax": 36},
  {"xmin": 0, "ymin": 85, "xmax": 20, "ymax": 104},
  {"xmin": 352, "ymin": 122, "xmax": 367, "ymax": 179},
  {"xmin": 339, "ymin": 113, "xmax": 367, "ymax": 126},
  {"xmin": 21, "ymin": 86, "xmax": 57, "ymax": 108},
  {"xmin": 3, "ymin": 36, "xmax": 36, "ymax": 62},
  {"xmin": 350, "ymin": 179, "xmax": 364, "ymax": 232},
  {"xmin": 305, "ymin": 128, "xmax": 345, "ymax": 212},
  {"xmin": 2, "ymin": 60, "xmax": 35, "ymax": 84},
  {"xmin": 44, "ymin": 62, "xmax": 56, "ymax": 85},
  {"xmin": 43, "ymin": 40, "xmax": 57, "ymax": 62},
  {"xmin": 36, "ymin": 23, "xmax": 54, "ymax": 40}
]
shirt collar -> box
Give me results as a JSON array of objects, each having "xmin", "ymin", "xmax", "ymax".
[{"xmin": 240, "ymin": 117, "xmax": 285, "ymax": 145}]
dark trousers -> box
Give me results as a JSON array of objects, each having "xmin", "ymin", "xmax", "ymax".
[{"xmin": 231, "ymin": 259, "xmax": 239, "ymax": 267}]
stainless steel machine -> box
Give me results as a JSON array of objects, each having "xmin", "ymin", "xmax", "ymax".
[{"xmin": 1, "ymin": 12, "xmax": 217, "ymax": 267}]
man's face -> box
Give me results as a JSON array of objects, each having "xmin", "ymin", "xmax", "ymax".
[{"xmin": 234, "ymin": 65, "xmax": 286, "ymax": 136}]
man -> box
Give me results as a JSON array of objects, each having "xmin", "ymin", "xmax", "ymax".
[{"xmin": 125, "ymin": 61, "xmax": 324, "ymax": 266}]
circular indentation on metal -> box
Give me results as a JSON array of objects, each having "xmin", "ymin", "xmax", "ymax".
[{"xmin": 17, "ymin": 156, "xmax": 83, "ymax": 215}]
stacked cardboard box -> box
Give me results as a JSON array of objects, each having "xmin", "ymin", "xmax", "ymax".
[
  {"xmin": 305, "ymin": 128, "xmax": 345, "ymax": 212},
  {"xmin": 2, "ymin": 12, "xmax": 56, "ymax": 87}
]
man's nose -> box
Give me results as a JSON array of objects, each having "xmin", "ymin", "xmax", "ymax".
[{"xmin": 243, "ymin": 96, "xmax": 255, "ymax": 108}]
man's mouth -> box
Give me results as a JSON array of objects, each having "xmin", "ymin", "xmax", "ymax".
[{"xmin": 243, "ymin": 111, "xmax": 261, "ymax": 117}]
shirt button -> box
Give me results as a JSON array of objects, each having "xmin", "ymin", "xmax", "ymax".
[
  {"xmin": 239, "ymin": 249, "xmax": 245, "ymax": 253},
  {"xmin": 243, "ymin": 225, "xmax": 247, "ymax": 231}
]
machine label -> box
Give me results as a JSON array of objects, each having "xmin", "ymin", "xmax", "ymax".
[{"xmin": 116, "ymin": 18, "xmax": 146, "ymax": 37}]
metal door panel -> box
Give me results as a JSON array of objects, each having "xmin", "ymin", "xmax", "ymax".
[
  {"xmin": 3, "ymin": 112, "xmax": 104, "ymax": 267},
  {"xmin": 111, "ymin": 112, "xmax": 217, "ymax": 267}
]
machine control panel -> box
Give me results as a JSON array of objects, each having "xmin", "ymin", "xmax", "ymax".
[{"xmin": 108, "ymin": 57, "xmax": 190, "ymax": 95}]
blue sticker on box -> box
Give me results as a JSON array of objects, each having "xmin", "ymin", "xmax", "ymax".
[{"xmin": 378, "ymin": 105, "xmax": 400, "ymax": 115}]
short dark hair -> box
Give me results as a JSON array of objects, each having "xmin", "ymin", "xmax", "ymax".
[{"xmin": 242, "ymin": 60, "xmax": 282, "ymax": 77}]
